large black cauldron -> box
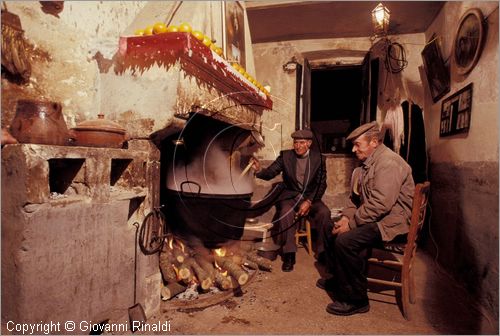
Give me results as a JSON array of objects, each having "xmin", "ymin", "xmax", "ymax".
[{"xmin": 165, "ymin": 181, "xmax": 252, "ymax": 248}]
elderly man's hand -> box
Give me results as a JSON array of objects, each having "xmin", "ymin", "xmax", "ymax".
[
  {"xmin": 332, "ymin": 215, "xmax": 350, "ymax": 235},
  {"xmin": 249, "ymin": 157, "xmax": 261, "ymax": 172},
  {"xmin": 297, "ymin": 199, "xmax": 312, "ymax": 217}
]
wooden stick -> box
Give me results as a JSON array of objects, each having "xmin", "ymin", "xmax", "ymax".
[
  {"xmin": 215, "ymin": 256, "xmax": 249, "ymax": 285},
  {"xmin": 159, "ymin": 250, "xmax": 178, "ymax": 282},
  {"xmin": 185, "ymin": 257, "xmax": 213, "ymax": 290},
  {"xmin": 161, "ymin": 282, "xmax": 187, "ymax": 300},
  {"xmin": 242, "ymin": 258, "xmax": 259, "ymax": 270},
  {"xmin": 172, "ymin": 246, "xmax": 186, "ymax": 263},
  {"xmin": 246, "ymin": 252, "xmax": 273, "ymax": 271},
  {"xmin": 214, "ymin": 271, "xmax": 232, "ymax": 290}
]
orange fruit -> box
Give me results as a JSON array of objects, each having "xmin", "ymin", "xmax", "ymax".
[
  {"xmin": 153, "ymin": 22, "xmax": 167, "ymax": 34},
  {"xmin": 144, "ymin": 26, "xmax": 154, "ymax": 35},
  {"xmin": 202, "ymin": 36, "xmax": 212, "ymax": 47},
  {"xmin": 191, "ymin": 30, "xmax": 204, "ymax": 41},
  {"xmin": 166, "ymin": 25, "xmax": 179, "ymax": 32},
  {"xmin": 231, "ymin": 63, "xmax": 241, "ymax": 70},
  {"xmin": 238, "ymin": 67, "xmax": 246, "ymax": 75},
  {"xmin": 178, "ymin": 22, "xmax": 192, "ymax": 33},
  {"xmin": 210, "ymin": 43, "xmax": 218, "ymax": 51},
  {"xmin": 215, "ymin": 47, "xmax": 223, "ymax": 56},
  {"xmin": 134, "ymin": 29, "xmax": 145, "ymax": 36}
]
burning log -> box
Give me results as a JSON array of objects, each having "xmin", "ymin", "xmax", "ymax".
[
  {"xmin": 193, "ymin": 253, "xmax": 231, "ymax": 290},
  {"xmin": 185, "ymin": 257, "xmax": 213, "ymax": 291},
  {"xmin": 178, "ymin": 264, "xmax": 193, "ymax": 284},
  {"xmin": 246, "ymin": 253, "xmax": 273, "ymax": 271},
  {"xmin": 161, "ymin": 282, "xmax": 187, "ymax": 301},
  {"xmin": 194, "ymin": 253, "xmax": 216, "ymax": 275},
  {"xmin": 172, "ymin": 246, "xmax": 186, "ymax": 264},
  {"xmin": 215, "ymin": 256, "xmax": 248, "ymax": 285},
  {"xmin": 214, "ymin": 271, "xmax": 232, "ymax": 290},
  {"xmin": 159, "ymin": 250, "xmax": 178, "ymax": 282}
]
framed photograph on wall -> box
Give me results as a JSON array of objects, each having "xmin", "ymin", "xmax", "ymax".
[
  {"xmin": 439, "ymin": 83, "xmax": 473, "ymax": 137},
  {"xmin": 453, "ymin": 8, "xmax": 485, "ymax": 75},
  {"xmin": 222, "ymin": 1, "xmax": 246, "ymax": 68},
  {"xmin": 421, "ymin": 37, "xmax": 450, "ymax": 103}
]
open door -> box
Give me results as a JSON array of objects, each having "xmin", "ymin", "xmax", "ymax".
[
  {"xmin": 301, "ymin": 58, "xmax": 311, "ymax": 129},
  {"xmin": 360, "ymin": 51, "xmax": 371, "ymax": 124}
]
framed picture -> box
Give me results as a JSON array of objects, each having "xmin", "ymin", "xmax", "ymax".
[
  {"xmin": 453, "ymin": 8, "xmax": 485, "ymax": 75},
  {"xmin": 223, "ymin": 1, "xmax": 246, "ymax": 68},
  {"xmin": 439, "ymin": 83, "xmax": 473, "ymax": 137},
  {"xmin": 421, "ymin": 37, "xmax": 450, "ymax": 103}
]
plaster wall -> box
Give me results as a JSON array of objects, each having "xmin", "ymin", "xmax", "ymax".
[{"xmin": 422, "ymin": 2, "xmax": 499, "ymax": 327}]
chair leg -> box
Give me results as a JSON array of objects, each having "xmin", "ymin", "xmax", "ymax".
[
  {"xmin": 401, "ymin": 264, "xmax": 411, "ymax": 320},
  {"xmin": 409, "ymin": 266, "xmax": 416, "ymax": 304},
  {"xmin": 305, "ymin": 220, "xmax": 313, "ymax": 255}
]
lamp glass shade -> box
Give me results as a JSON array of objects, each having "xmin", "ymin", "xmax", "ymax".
[{"xmin": 371, "ymin": 3, "xmax": 390, "ymax": 35}]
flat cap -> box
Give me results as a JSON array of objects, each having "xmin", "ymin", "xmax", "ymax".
[
  {"xmin": 346, "ymin": 121, "xmax": 380, "ymax": 141},
  {"xmin": 291, "ymin": 129, "xmax": 313, "ymax": 139}
]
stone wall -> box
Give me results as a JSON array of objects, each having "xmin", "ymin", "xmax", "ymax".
[
  {"xmin": 422, "ymin": 2, "xmax": 499, "ymax": 329},
  {"xmin": 1, "ymin": 142, "xmax": 161, "ymax": 326}
]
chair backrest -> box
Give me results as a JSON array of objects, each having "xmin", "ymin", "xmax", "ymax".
[{"xmin": 403, "ymin": 181, "xmax": 431, "ymax": 264}]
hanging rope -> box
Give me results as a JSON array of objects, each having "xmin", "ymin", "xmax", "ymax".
[{"xmin": 384, "ymin": 41, "xmax": 408, "ymax": 74}]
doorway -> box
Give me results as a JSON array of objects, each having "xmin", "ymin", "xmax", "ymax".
[
  {"xmin": 310, "ymin": 66, "xmax": 362, "ymax": 153},
  {"xmin": 300, "ymin": 55, "xmax": 378, "ymax": 154}
]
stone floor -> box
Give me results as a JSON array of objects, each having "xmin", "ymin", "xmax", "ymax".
[{"xmin": 143, "ymin": 247, "xmax": 498, "ymax": 335}]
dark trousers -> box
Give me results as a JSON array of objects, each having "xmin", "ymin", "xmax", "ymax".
[
  {"xmin": 276, "ymin": 197, "xmax": 331, "ymax": 254},
  {"xmin": 323, "ymin": 221, "xmax": 382, "ymax": 302}
]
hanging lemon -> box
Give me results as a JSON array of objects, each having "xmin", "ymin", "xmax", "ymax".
[
  {"xmin": 134, "ymin": 29, "xmax": 145, "ymax": 36},
  {"xmin": 201, "ymin": 36, "xmax": 212, "ymax": 47},
  {"xmin": 178, "ymin": 22, "xmax": 192, "ymax": 33},
  {"xmin": 191, "ymin": 30, "xmax": 204, "ymax": 41},
  {"xmin": 166, "ymin": 25, "xmax": 179, "ymax": 32},
  {"xmin": 153, "ymin": 22, "xmax": 167, "ymax": 34},
  {"xmin": 144, "ymin": 25, "xmax": 154, "ymax": 36}
]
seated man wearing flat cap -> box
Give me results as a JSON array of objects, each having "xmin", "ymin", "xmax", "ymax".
[
  {"xmin": 250, "ymin": 129, "xmax": 331, "ymax": 272},
  {"xmin": 319, "ymin": 121, "xmax": 415, "ymax": 316}
]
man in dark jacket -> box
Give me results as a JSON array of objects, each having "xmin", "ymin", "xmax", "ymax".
[
  {"xmin": 319, "ymin": 121, "xmax": 415, "ymax": 316},
  {"xmin": 251, "ymin": 129, "xmax": 331, "ymax": 272}
]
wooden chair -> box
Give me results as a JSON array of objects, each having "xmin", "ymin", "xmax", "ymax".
[
  {"xmin": 367, "ymin": 181, "xmax": 430, "ymax": 320},
  {"xmin": 295, "ymin": 217, "xmax": 313, "ymax": 255}
]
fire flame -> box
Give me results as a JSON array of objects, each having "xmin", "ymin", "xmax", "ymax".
[
  {"xmin": 178, "ymin": 240, "xmax": 186, "ymax": 253},
  {"xmin": 214, "ymin": 247, "xmax": 226, "ymax": 257},
  {"xmin": 172, "ymin": 264, "xmax": 180, "ymax": 280}
]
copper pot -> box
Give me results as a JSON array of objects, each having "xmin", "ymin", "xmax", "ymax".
[
  {"xmin": 10, "ymin": 99, "xmax": 72, "ymax": 146},
  {"xmin": 70, "ymin": 114, "xmax": 127, "ymax": 148}
]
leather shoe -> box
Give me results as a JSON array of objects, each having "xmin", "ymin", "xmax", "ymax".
[
  {"xmin": 316, "ymin": 277, "xmax": 335, "ymax": 291},
  {"xmin": 281, "ymin": 252, "xmax": 295, "ymax": 272},
  {"xmin": 326, "ymin": 299, "xmax": 370, "ymax": 316}
]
